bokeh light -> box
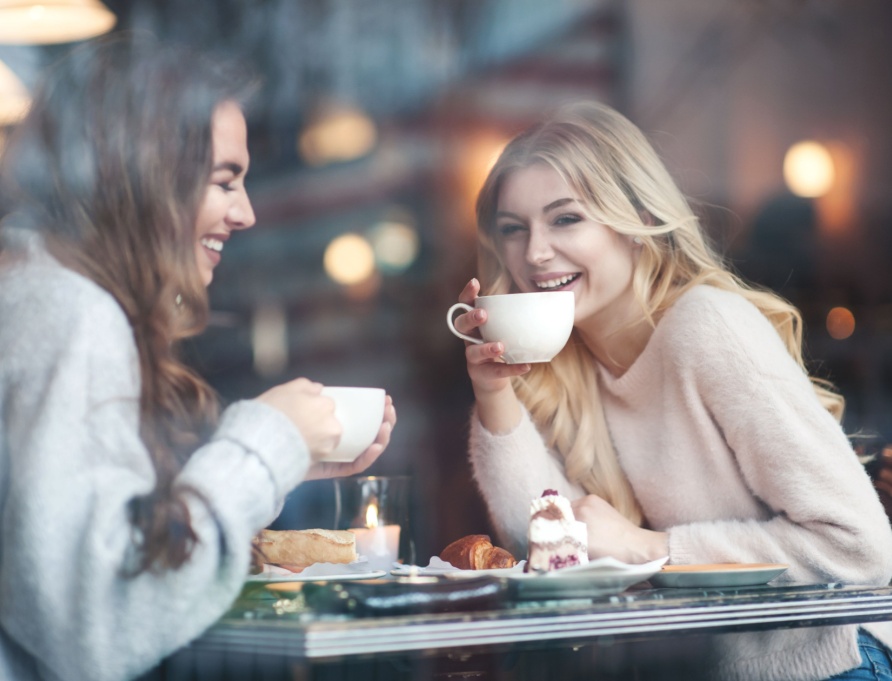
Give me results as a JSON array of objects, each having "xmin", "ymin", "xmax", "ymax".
[
  {"xmin": 324, "ymin": 233, "xmax": 376, "ymax": 285},
  {"xmin": 369, "ymin": 220, "xmax": 419, "ymax": 273},
  {"xmin": 251, "ymin": 302, "xmax": 289, "ymax": 377},
  {"xmin": 784, "ymin": 141, "xmax": 835, "ymax": 198},
  {"xmin": 298, "ymin": 105, "xmax": 377, "ymax": 166},
  {"xmin": 826, "ymin": 306, "xmax": 855, "ymax": 340},
  {"xmin": 0, "ymin": 0, "xmax": 116, "ymax": 45}
]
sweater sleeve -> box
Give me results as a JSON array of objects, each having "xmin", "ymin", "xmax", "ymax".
[
  {"xmin": 0, "ymin": 276, "xmax": 311, "ymax": 681},
  {"xmin": 665, "ymin": 292, "xmax": 892, "ymax": 585},
  {"xmin": 469, "ymin": 406, "xmax": 584, "ymax": 557}
]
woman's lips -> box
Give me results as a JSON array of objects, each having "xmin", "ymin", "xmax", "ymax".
[{"xmin": 199, "ymin": 236, "xmax": 225, "ymax": 266}]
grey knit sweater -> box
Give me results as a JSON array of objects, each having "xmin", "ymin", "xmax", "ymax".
[
  {"xmin": 0, "ymin": 228, "xmax": 310, "ymax": 681},
  {"xmin": 470, "ymin": 285, "xmax": 892, "ymax": 681}
]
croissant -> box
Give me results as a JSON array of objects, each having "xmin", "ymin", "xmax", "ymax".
[{"xmin": 439, "ymin": 534, "xmax": 517, "ymax": 570}]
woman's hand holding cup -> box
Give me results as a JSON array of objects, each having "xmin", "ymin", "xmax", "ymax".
[
  {"xmin": 258, "ymin": 379, "xmax": 397, "ymax": 480},
  {"xmin": 257, "ymin": 377, "xmax": 342, "ymax": 461},
  {"xmin": 453, "ymin": 279, "xmax": 532, "ymax": 397},
  {"xmin": 449, "ymin": 279, "xmax": 532, "ymax": 435},
  {"xmin": 304, "ymin": 395, "xmax": 396, "ymax": 481}
]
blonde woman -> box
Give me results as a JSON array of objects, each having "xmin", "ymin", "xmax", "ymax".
[{"xmin": 452, "ymin": 101, "xmax": 892, "ymax": 680}]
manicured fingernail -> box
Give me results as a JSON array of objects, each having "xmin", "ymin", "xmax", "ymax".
[{"xmin": 475, "ymin": 310, "xmax": 485, "ymax": 321}]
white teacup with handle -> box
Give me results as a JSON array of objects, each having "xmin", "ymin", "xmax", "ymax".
[{"xmin": 446, "ymin": 291, "xmax": 575, "ymax": 364}]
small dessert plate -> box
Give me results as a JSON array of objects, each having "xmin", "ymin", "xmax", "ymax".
[
  {"xmin": 649, "ymin": 563, "xmax": 789, "ymax": 588},
  {"xmin": 506, "ymin": 556, "xmax": 668, "ymax": 600}
]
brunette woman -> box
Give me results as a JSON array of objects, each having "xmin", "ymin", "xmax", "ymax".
[{"xmin": 0, "ymin": 35, "xmax": 395, "ymax": 681}]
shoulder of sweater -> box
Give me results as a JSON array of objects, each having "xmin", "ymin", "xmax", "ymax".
[
  {"xmin": 659, "ymin": 285, "xmax": 783, "ymax": 365},
  {"xmin": 661, "ymin": 285, "xmax": 774, "ymax": 335},
  {"xmin": 0, "ymin": 254, "xmax": 133, "ymax": 354}
]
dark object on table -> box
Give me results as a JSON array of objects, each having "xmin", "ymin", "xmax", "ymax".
[{"xmin": 302, "ymin": 575, "xmax": 508, "ymax": 617}]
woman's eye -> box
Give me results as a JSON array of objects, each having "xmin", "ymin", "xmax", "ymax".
[
  {"xmin": 217, "ymin": 182, "xmax": 234, "ymax": 192},
  {"xmin": 554, "ymin": 213, "xmax": 582, "ymax": 226},
  {"xmin": 497, "ymin": 223, "xmax": 525, "ymax": 237}
]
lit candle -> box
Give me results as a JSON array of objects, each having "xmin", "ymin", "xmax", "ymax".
[{"xmin": 349, "ymin": 502, "xmax": 400, "ymax": 571}]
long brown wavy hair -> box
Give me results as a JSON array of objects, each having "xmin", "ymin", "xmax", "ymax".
[
  {"xmin": 0, "ymin": 34, "xmax": 259, "ymax": 573},
  {"xmin": 475, "ymin": 101, "xmax": 844, "ymax": 525}
]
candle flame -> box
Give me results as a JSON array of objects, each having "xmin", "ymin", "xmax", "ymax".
[{"xmin": 365, "ymin": 502, "xmax": 379, "ymax": 528}]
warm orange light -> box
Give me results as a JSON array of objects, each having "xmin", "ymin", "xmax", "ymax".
[
  {"xmin": 0, "ymin": 0, "xmax": 116, "ymax": 45},
  {"xmin": 323, "ymin": 233, "xmax": 376, "ymax": 286},
  {"xmin": 365, "ymin": 502, "xmax": 379, "ymax": 529},
  {"xmin": 459, "ymin": 130, "xmax": 510, "ymax": 234},
  {"xmin": 298, "ymin": 104, "xmax": 377, "ymax": 166},
  {"xmin": 814, "ymin": 141, "xmax": 857, "ymax": 238},
  {"xmin": 784, "ymin": 141, "xmax": 835, "ymax": 198},
  {"xmin": 826, "ymin": 307, "xmax": 855, "ymax": 340}
]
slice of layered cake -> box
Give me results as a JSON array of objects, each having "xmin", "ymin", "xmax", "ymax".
[{"xmin": 526, "ymin": 489, "xmax": 589, "ymax": 572}]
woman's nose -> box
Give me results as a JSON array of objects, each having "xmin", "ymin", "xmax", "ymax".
[
  {"xmin": 526, "ymin": 227, "xmax": 554, "ymax": 265},
  {"xmin": 228, "ymin": 191, "xmax": 256, "ymax": 230}
]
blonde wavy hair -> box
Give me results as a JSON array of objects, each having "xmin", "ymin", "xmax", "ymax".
[{"xmin": 475, "ymin": 101, "xmax": 843, "ymax": 526}]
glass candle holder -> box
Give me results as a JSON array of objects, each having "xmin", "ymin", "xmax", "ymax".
[{"xmin": 334, "ymin": 476, "xmax": 411, "ymax": 571}]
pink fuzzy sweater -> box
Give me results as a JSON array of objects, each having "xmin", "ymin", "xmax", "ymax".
[{"xmin": 470, "ymin": 285, "xmax": 892, "ymax": 681}]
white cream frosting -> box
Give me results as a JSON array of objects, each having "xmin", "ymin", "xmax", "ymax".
[
  {"xmin": 527, "ymin": 492, "xmax": 589, "ymax": 551},
  {"xmin": 529, "ymin": 492, "xmax": 574, "ymax": 519}
]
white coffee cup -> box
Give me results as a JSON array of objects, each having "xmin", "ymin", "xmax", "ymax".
[
  {"xmin": 446, "ymin": 291, "xmax": 575, "ymax": 364},
  {"xmin": 320, "ymin": 387, "xmax": 386, "ymax": 462}
]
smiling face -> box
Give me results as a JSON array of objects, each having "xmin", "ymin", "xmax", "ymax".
[
  {"xmin": 494, "ymin": 162, "xmax": 641, "ymax": 345},
  {"xmin": 194, "ymin": 100, "xmax": 256, "ymax": 286}
]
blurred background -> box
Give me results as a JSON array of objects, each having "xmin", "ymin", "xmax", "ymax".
[{"xmin": 2, "ymin": 0, "xmax": 891, "ymax": 563}]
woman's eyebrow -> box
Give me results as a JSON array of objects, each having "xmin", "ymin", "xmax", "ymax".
[
  {"xmin": 495, "ymin": 198, "xmax": 577, "ymax": 222},
  {"xmin": 495, "ymin": 209, "xmax": 523, "ymax": 221},
  {"xmin": 212, "ymin": 161, "xmax": 245, "ymax": 175},
  {"xmin": 543, "ymin": 198, "xmax": 576, "ymax": 213}
]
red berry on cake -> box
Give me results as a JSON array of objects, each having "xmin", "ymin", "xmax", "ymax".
[{"xmin": 526, "ymin": 490, "xmax": 589, "ymax": 572}]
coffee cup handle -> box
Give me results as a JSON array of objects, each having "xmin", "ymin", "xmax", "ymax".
[{"xmin": 446, "ymin": 303, "xmax": 484, "ymax": 344}]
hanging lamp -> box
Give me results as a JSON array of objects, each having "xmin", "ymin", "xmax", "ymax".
[
  {"xmin": 0, "ymin": 59, "xmax": 30, "ymax": 126},
  {"xmin": 0, "ymin": 1, "xmax": 116, "ymax": 45}
]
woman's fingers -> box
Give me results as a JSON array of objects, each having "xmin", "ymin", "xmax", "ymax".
[
  {"xmin": 453, "ymin": 307, "xmax": 486, "ymax": 338},
  {"xmin": 458, "ymin": 278, "xmax": 481, "ymax": 306},
  {"xmin": 452, "ymin": 278, "xmax": 485, "ymax": 338},
  {"xmin": 382, "ymin": 396, "xmax": 397, "ymax": 430},
  {"xmin": 466, "ymin": 341, "xmax": 504, "ymax": 364}
]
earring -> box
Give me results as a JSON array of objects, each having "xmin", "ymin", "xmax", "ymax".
[{"xmin": 632, "ymin": 236, "xmax": 643, "ymax": 244}]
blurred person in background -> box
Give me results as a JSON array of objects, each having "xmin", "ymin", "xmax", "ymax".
[
  {"xmin": 451, "ymin": 101, "xmax": 892, "ymax": 681},
  {"xmin": 0, "ymin": 34, "xmax": 395, "ymax": 681}
]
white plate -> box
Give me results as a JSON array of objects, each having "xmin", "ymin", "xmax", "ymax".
[
  {"xmin": 253, "ymin": 570, "xmax": 388, "ymax": 586},
  {"xmin": 648, "ymin": 563, "xmax": 789, "ymax": 589},
  {"xmin": 391, "ymin": 557, "xmax": 527, "ymax": 578},
  {"xmin": 503, "ymin": 556, "xmax": 668, "ymax": 600},
  {"xmin": 246, "ymin": 562, "xmax": 386, "ymax": 583}
]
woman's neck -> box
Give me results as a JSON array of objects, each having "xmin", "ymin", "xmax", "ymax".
[{"xmin": 576, "ymin": 314, "xmax": 656, "ymax": 377}]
